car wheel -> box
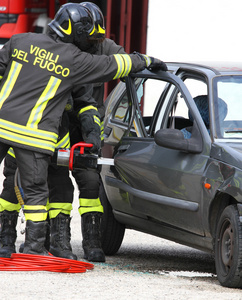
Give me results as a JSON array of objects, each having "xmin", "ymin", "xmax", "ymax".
[
  {"xmin": 99, "ymin": 181, "xmax": 125, "ymax": 255},
  {"xmin": 215, "ymin": 205, "xmax": 242, "ymax": 288}
]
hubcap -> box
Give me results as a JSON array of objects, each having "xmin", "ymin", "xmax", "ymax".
[{"xmin": 221, "ymin": 222, "xmax": 234, "ymax": 271}]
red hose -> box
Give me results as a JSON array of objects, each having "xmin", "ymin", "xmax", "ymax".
[{"xmin": 0, "ymin": 253, "xmax": 94, "ymax": 273}]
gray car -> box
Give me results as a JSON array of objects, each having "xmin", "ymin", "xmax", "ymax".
[{"xmin": 100, "ymin": 62, "xmax": 242, "ymax": 288}]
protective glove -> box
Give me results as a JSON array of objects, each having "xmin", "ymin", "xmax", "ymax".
[
  {"xmin": 85, "ymin": 132, "xmax": 101, "ymax": 154},
  {"xmin": 142, "ymin": 54, "xmax": 168, "ymax": 71},
  {"xmin": 78, "ymin": 105, "xmax": 101, "ymax": 154},
  {"xmin": 134, "ymin": 52, "xmax": 168, "ymax": 71}
]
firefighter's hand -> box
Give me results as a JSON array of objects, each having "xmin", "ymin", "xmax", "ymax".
[
  {"xmin": 135, "ymin": 52, "xmax": 168, "ymax": 71},
  {"xmin": 143, "ymin": 55, "xmax": 168, "ymax": 71},
  {"xmin": 85, "ymin": 133, "xmax": 101, "ymax": 154}
]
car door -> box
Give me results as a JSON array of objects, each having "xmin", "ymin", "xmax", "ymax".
[{"xmin": 112, "ymin": 70, "xmax": 211, "ymax": 236}]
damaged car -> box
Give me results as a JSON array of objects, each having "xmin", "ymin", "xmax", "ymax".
[{"xmin": 100, "ymin": 62, "xmax": 242, "ymax": 288}]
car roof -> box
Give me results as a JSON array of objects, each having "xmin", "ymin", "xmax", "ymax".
[{"xmin": 166, "ymin": 61, "xmax": 242, "ymax": 75}]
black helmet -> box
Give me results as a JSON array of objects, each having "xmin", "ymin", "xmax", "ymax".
[
  {"xmin": 80, "ymin": 2, "xmax": 106, "ymax": 42},
  {"xmin": 48, "ymin": 3, "xmax": 96, "ymax": 50}
]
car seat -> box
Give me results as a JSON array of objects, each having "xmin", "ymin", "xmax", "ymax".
[
  {"xmin": 181, "ymin": 95, "xmax": 227, "ymax": 139},
  {"xmin": 181, "ymin": 95, "xmax": 209, "ymax": 139}
]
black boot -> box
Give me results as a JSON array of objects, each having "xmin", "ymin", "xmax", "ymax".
[
  {"xmin": 49, "ymin": 213, "xmax": 77, "ymax": 260},
  {"xmin": 81, "ymin": 212, "xmax": 105, "ymax": 262},
  {"xmin": 23, "ymin": 220, "xmax": 49, "ymax": 255},
  {"xmin": 0, "ymin": 210, "xmax": 18, "ymax": 258},
  {"xmin": 19, "ymin": 218, "xmax": 50, "ymax": 253}
]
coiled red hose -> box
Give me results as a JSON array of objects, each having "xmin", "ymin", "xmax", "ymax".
[{"xmin": 0, "ymin": 253, "xmax": 94, "ymax": 273}]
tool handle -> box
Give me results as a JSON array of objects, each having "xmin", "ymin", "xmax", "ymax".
[{"xmin": 69, "ymin": 142, "xmax": 93, "ymax": 170}]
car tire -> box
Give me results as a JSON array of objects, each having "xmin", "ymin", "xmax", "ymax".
[
  {"xmin": 99, "ymin": 181, "xmax": 125, "ymax": 255},
  {"xmin": 215, "ymin": 205, "xmax": 242, "ymax": 288}
]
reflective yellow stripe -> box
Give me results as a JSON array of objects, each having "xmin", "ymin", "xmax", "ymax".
[
  {"xmin": 0, "ymin": 198, "xmax": 21, "ymax": 212},
  {"xmin": 27, "ymin": 76, "xmax": 62, "ymax": 129},
  {"xmin": 0, "ymin": 130, "xmax": 56, "ymax": 152},
  {"xmin": 0, "ymin": 61, "xmax": 22, "ymax": 109},
  {"xmin": 47, "ymin": 202, "xmax": 73, "ymax": 211},
  {"xmin": 24, "ymin": 205, "xmax": 47, "ymax": 211},
  {"xmin": 78, "ymin": 105, "xmax": 97, "ymax": 117},
  {"xmin": 59, "ymin": 19, "xmax": 72, "ymax": 35},
  {"xmin": 79, "ymin": 197, "xmax": 102, "ymax": 207},
  {"xmin": 94, "ymin": 115, "xmax": 100, "ymax": 127},
  {"xmin": 24, "ymin": 212, "xmax": 48, "ymax": 221},
  {"xmin": 0, "ymin": 118, "xmax": 58, "ymax": 152},
  {"xmin": 121, "ymin": 54, "xmax": 132, "ymax": 77},
  {"xmin": 142, "ymin": 54, "xmax": 152, "ymax": 67},
  {"xmin": 7, "ymin": 147, "xmax": 15, "ymax": 158},
  {"xmin": 79, "ymin": 197, "xmax": 104, "ymax": 215},
  {"xmin": 101, "ymin": 121, "xmax": 104, "ymax": 140},
  {"xmin": 56, "ymin": 132, "xmax": 70, "ymax": 148},
  {"xmin": 0, "ymin": 118, "xmax": 57, "ymax": 141},
  {"xmin": 113, "ymin": 54, "xmax": 123, "ymax": 79},
  {"xmin": 90, "ymin": 24, "xmax": 105, "ymax": 36},
  {"xmin": 89, "ymin": 26, "xmax": 95, "ymax": 36},
  {"xmin": 24, "ymin": 205, "xmax": 48, "ymax": 221},
  {"xmin": 98, "ymin": 24, "xmax": 105, "ymax": 34},
  {"xmin": 47, "ymin": 202, "xmax": 73, "ymax": 219},
  {"xmin": 113, "ymin": 54, "xmax": 132, "ymax": 79}
]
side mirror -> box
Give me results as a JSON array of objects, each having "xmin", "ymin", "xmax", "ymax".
[{"xmin": 154, "ymin": 126, "xmax": 202, "ymax": 154}]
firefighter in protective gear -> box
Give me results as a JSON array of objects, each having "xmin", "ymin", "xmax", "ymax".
[
  {"xmin": 70, "ymin": 2, "xmax": 126, "ymax": 262},
  {"xmin": 53, "ymin": 2, "xmax": 126, "ymax": 262},
  {"xmin": 0, "ymin": 2, "xmax": 167, "ymax": 258},
  {"xmin": 0, "ymin": 112, "xmax": 75, "ymax": 259},
  {"xmin": 53, "ymin": 2, "xmax": 167, "ymax": 262}
]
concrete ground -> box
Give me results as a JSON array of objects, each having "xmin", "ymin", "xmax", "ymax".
[{"xmin": 0, "ymin": 170, "xmax": 242, "ymax": 299}]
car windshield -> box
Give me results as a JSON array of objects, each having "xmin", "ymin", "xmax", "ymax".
[{"xmin": 213, "ymin": 75, "xmax": 242, "ymax": 139}]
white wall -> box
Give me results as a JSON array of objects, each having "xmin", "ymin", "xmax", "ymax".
[{"xmin": 147, "ymin": 0, "xmax": 242, "ymax": 62}]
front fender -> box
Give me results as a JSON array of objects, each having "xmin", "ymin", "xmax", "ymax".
[
  {"xmin": 204, "ymin": 159, "xmax": 242, "ymax": 203},
  {"xmin": 218, "ymin": 167, "xmax": 242, "ymax": 203}
]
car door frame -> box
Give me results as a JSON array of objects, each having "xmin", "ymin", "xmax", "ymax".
[{"xmin": 110, "ymin": 69, "xmax": 213, "ymax": 236}]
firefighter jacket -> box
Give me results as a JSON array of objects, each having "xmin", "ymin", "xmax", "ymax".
[{"xmin": 0, "ymin": 32, "xmax": 146, "ymax": 155}]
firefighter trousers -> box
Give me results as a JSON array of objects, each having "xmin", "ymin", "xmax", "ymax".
[
  {"xmin": 0, "ymin": 144, "xmax": 50, "ymax": 222},
  {"xmin": 72, "ymin": 168, "xmax": 103, "ymax": 216},
  {"xmin": 0, "ymin": 153, "xmax": 74, "ymax": 219},
  {"xmin": 0, "ymin": 151, "xmax": 103, "ymax": 219}
]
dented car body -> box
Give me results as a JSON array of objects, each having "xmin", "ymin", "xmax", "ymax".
[{"xmin": 100, "ymin": 62, "xmax": 242, "ymax": 288}]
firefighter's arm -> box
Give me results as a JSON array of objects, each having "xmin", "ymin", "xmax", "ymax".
[
  {"xmin": 77, "ymin": 106, "xmax": 101, "ymax": 154},
  {"xmin": 72, "ymin": 49, "xmax": 167, "ymax": 85}
]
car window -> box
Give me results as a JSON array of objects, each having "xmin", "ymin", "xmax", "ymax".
[
  {"xmin": 132, "ymin": 78, "xmax": 171, "ymax": 137},
  {"xmin": 111, "ymin": 75, "xmax": 209, "ymax": 140},
  {"xmin": 154, "ymin": 76, "xmax": 209, "ymax": 139},
  {"xmin": 214, "ymin": 76, "xmax": 242, "ymax": 139},
  {"xmin": 112, "ymin": 78, "xmax": 143, "ymax": 126},
  {"xmin": 126, "ymin": 77, "xmax": 204, "ymax": 138},
  {"xmin": 113, "ymin": 94, "xmax": 130, "ymax": 124}
]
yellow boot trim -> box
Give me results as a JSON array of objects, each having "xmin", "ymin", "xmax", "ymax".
[
  {"xmin": 24, "ymin": 204, "xmax": 48, "ymax": 221},
  {"xmin": 0, "ymin": 198, "xmax": 21, "ymax": 212},
  {"xmin": 47, "ymin": 202, "xmax": 73, "ymax": 219},
  {"xmin": 78, "ymin": 197, "xmax": 103, "ymax": 216}
]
